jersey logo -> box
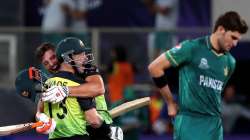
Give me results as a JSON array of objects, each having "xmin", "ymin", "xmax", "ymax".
[
  {"xmin": 199, "ymin": 58, "xmax": 209, "ymax": 69},
  {"xmin": 171, "ymin": 44, "xmax": 182, "ymax": 54},
  {"xmin": 199, "ymin": 75, "xmax": 224, "ymax": 92},
  {"xmin": 224, "ymin": 67, "xmax": 229, "ymax": 76},
  {"xmin": 175, "ymin": 44, "xmax": 181, "ymax": 49}
]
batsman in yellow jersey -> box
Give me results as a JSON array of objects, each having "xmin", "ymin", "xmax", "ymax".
[{"xmin": 36, "ymin": 38, "xmax": 123, "ymax": 140}]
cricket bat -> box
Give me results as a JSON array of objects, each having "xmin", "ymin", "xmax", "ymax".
[
  {"xmin": 109, "ymin": 97, "xmax": 150, "ymax": 118},
  {"xmin": 0, "ymin": 97, "xmax": 150, "ymax": 136},
  {"xmin": 0, "ymin": 121, "xmax": 43, "ymax": 136}
]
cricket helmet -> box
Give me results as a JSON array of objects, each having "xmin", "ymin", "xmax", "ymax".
[
  {"xmin": 15, "ymin": 69, "xmax": 38, "ymax": 102},
  {"xmin": 56, "ymin": 37, "xmax": 94, "ymax": 64}
]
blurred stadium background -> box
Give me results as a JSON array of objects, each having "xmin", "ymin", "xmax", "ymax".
[{"xmin": 0, "ymin": 0, "xmax": 250, "ymax": 140}]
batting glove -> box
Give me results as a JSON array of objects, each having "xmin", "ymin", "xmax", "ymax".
[
  {"xmin": 42, "ymin": 86, "xmax": 69, "ymax": 104},
  {"xmin": 109, "ymin": 126, "xmax": 123, "ymax": 140},
  {"xmin": 36, "ymin": 113, "xmax": 56, "ymax": 134}
]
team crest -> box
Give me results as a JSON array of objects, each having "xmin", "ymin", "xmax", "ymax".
[
  {"xmin": 199, "ymin": 58, "xmax": 209, "ymax": 69},
  {"xmin": 175, "ymin": 44, "xmax": 181, "ymax": 49},
  {"xmin": 224, "ymin": 67, "xmax": 229, "ymax": 76},
  {"xmin": 171, "ymin": 44, "xmax": 182, "ymax": 53}
]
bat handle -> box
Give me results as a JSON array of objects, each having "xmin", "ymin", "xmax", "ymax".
[
  {"xmin": 31, "ymin": 121, "xmax": 44, "ymax": 128},
  {"xmin": 28, "ymin": 67, "xmax": 33, "ymax": 80}
]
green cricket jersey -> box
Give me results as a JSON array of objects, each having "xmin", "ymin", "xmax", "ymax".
[
  {"xmin": 44, "ymin": 72, "xmax": 88, "ymax": 139},
  {"xmin": 81, "ymin": 64, "xmax": 113, "ymax": 124},
  {"xmin": 95, "ymin": 95, "xmax": 113, "ymax": 124},
  {"xmin": 165, "ymin": 36, "xmax": 236, "ymax": 117}
]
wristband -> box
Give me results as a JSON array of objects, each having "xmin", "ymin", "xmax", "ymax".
[{"xmin": 152, "ymin": 74, "xmax": 168, "ymax": 88}]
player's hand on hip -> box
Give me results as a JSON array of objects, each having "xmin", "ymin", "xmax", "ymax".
[
  {"xmin": 168, "ymin": 101, "xmax": 178, "ymax": 117},
  {"xmin": 36, "ymin": 113, "xmax": 56, "ymax": 134},
  {"xmin": 42, "ymin": 86, "xmax": 69, "ymax": 103}
]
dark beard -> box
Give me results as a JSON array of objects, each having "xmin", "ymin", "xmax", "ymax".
[
  {"xmin": 74, "ymin": 63, "xmax": 92, "ymax": 79},
  {"xmin": 211, "ymin": 46, "xmax": 225, "ymax": 54},
  {"xmin": 214, "ymin": 39, "xmax": 226, "ymax": 54},
  {"xmin": 54, "ymin": 64, "xmax": 60, "ymax": 71}
]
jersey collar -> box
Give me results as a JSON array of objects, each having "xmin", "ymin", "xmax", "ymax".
[
  {"xmin": 206, "ymin": 36, "xmax": 212, "ymax": 49},
  {"xmin": 206, "ymin": 35, "xmax": 224, "ymax": 56}
]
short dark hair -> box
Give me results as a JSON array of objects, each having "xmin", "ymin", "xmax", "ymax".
[
  {"xmin": 35, "ymin": 42, "xmax": 55, "ymax": 62},
  {"xmin": 213, "ymin": 11, "xmax": 248, "ymax": 34}
]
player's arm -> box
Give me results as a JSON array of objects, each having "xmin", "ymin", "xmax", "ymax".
[
  {"xmin": 42, "ymin": 65, "xmax": 105, "ymax": 103},
  {"xmin": 42, "ymin": 75, "xmax": 105, "ymax": 103},
  {"xmin": 36, "ymin": 99, "xmax": 44, "ymax": 113},
  {"xmin": 148, "ymin": 53, "xmax": 177, "ymax": 117},
  {"xmin": 46, "ymin": 75, "xmax": 105, "ymax": 99},
  {"xmin": 35, "ymin": 99, "xmax": 56, "ymax": 134},
  {"xmin": 68, "ymin": 74, "xmax": 105, "ymax": 98},
  {"xmin": 70, "ymin": 75, "xmax": 105, "ymax": 127}
]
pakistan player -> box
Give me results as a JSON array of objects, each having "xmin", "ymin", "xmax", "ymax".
[{"xmin": 148, "ymin": 11, "xmax": 248, "ymax": 140}]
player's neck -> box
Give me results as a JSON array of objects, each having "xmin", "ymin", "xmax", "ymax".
[{"xmin": 210, "ymin": 34, "xmax": 224, "ymax": 54}]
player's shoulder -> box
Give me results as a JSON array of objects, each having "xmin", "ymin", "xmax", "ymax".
[
  {"xmin": 187, "ymin": 36, "xmax": 207, "ymax": 46},
  {"xmin": 173, "ymin": 38, "xmax": 200, "ymax": 54},
  {"xmin": 47, "ymin": 71, "xmax": 84, "ymax": 84},
  {"xmin": 83, "ymin": 64, "xmax": 100, "ymax": 76},
  {"xmin": 180, "ymin": 36, "xmax": 207, "ymax": 49}
]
